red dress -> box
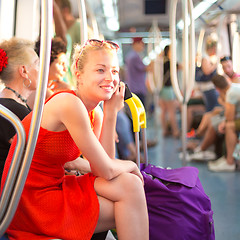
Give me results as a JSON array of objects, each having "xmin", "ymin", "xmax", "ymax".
[{"xmin": 0, "ymin": 91, "xmax": 99, "ymax": 240}]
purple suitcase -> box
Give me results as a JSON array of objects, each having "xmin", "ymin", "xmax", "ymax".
[
  {"xmin": 141, "ymin": 164, "xmax": 215, "ymax": 240},
  {"xmin": 125, "ymin": 91, "xmax": 215, "ymax": 240}
]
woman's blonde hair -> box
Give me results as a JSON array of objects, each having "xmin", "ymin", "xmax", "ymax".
[
  {"xmin": 71, "ymin": 41, "xmax": 117, "ymax": 74},
  {"xmin": 205, "ymin": 36, "xmax": 217, "ymax": 51},
  {"xmin": 0, "ymin": 37, "xmax": 34, "ymax": 84}
]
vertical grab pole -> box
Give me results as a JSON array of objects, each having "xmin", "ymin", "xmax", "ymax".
[
  {"xmin": 86, "ymin": 2, "xmax": 99, "ymax": 39},
  {"xmin": 147, "ymin": 20, "xmax": 163, "ymax": 132},
  {"xmin": 0, "ymin": 0, "xmax": 52, "ymax": 236},
  {"xmin": 170, "ymin": 0, "xmax": 195, "ymax": 166},
  {"xmin": 77, "ymin": 0, "xmax": 88, "ymax": 44},
  {"xmin": 196, "ymin": 28, "xmax": 205, "ymax": 68},
  {"xmin": 181, "ymin": 0, "xmax": 188, "ymax": 167},
  {"xmin": 169, "ymin": 0, "xmax": 183, "ymax": 103}
]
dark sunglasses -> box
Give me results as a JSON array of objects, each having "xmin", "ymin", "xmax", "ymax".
[{"xmin": 220, "ymin": 56, "xmax": 232, "ymax": 62}]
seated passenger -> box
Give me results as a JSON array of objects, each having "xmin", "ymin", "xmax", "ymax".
[
  {"xmin": 195, "ymin": 36, "xmax": 219, "ymax": 112},
  {"xmin": 187, "ymin": 86, "xmax": 206, "ymax": 132},
  {"xmin": 186, "ymin": 53, "xmax": 237, "ymax": 139},
  {"xmin": 27, "ymin": 37, "xmax": 72, "ymax": 109},
  {"xmin": 0, "ymin": 38, "xmax": 39, "ymax": 178},
  {"xmin": 1, "ymin": 39, "xmax": 149, "ymax": 239},
  {"xmin": 220, "ymin": 56, "xmax": 240, "ymax": 83},
  {"xmin": 208, "ymin": 74, "xmax": 240, "ymax": 172},
  {"xmin": 116, "ymin": 109, "xmax": 141, "ymax": 162}
]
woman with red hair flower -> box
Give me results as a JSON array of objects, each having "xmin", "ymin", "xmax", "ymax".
[{"xmin": 0, "ymin": 37, "xmax": 39, "ymax": 178}]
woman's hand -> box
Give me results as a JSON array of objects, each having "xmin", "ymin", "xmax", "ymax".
[
  {"xmin": 103, "ymin": 81, "xmax": 125, "ymax": 114},
  {"xmin": 218, "ymin": 121, "xmax": 226, "ymax": 134},
  {"xmin": 64, "ymin": 157, "xmax": 91, "ymax": 175}
]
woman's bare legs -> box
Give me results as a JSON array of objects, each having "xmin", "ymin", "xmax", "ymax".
[
  {"xmin": 166, "ymin": 100, "xmax": 179, "ymax": 137},
  {"xmin": 195, "ymin": 112, "xmax": 211, "ymax": 136},
  {"xmin": 159, "ymin": 99, "xmax": 168, "ymax": 136},
  {"xmin": 187, "ymin": 104, "xmax": 205, "ymax": 131},
  {"xmin": 225, "ymin": 121, "xmax": 237, "ymax": 165},
  {"xmin": 94, "ymin": 172, "xmax": 149, "ymax": 240}
]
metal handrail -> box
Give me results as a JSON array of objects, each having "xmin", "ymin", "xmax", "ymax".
[
  {"xmin": 170, "ymin": 0, "xmax": 195, "ymax": 165},
  {"xmin": 0, "ymin": 0, "xmax": 52, "ymax": 236},
  {"xmin": 0, "ymin": 106, "xmax": 26, "ymax": 221}
]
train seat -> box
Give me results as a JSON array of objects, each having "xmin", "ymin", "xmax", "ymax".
[{"xmin": 0, "ymin": 234, "xmax": 8, "ymax": 240}]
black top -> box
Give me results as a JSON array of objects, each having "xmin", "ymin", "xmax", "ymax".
[
  {"xmin": 163, "ymin": 57, "xmax": 179, "ymax": 87},
  {"xmin": 0, "ymin": 98, "xmax": 31, "ymax": 178},
  {"xmin": 163, "ymin": 59, "xmax": 172, "ymax": 87}
]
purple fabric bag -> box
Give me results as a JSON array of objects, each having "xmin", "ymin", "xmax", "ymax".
[{"xmin": 141, "ymin": 164, "xmax": 215, "ymax": 240}]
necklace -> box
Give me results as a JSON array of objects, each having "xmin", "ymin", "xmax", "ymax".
[{"xmin": 5, "ymin": 86, "xmax": 31, "ymax": 111}]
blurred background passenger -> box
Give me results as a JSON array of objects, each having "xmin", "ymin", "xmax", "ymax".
[
  {"xmin": 125, "ymin": 37, "xmax": 153, "ymax": 107},
  {"xmin": 27, "ymin": 37, "xmax": 72, "ymax": 109},
  {"xmin": 159, "ymin": 45, "xmax": 180, "ymax": 138},
  {"xmin": 195, "ymin": 36, "xmax": 219, "ymax": 112},
  {"xmin": 220, "ymin": 56, "xmax": 240, "ymax": 83},
  {"xmin": 0, "ymin": 37, "xmax": 39, "ymax": 178}
]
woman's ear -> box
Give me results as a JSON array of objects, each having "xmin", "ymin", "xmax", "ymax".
[
  {"xmin": 75, "ymin": 70, "xmax": 80, "ymax": 79},
  {"xmin": 19, "ymin": 65, "xmax": 28, "ymax": 78},
  {"xmin": 75, "ymin": 71, "xmax": 83, "ymax": 84}
]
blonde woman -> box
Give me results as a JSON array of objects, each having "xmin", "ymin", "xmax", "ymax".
[{"xmin": 1, "ymin": 39, "xmax": 149, "ymax": 240}]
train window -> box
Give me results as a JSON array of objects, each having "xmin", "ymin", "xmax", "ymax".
[{"xmin": 144, "ymin": 0, "xmax": 166, "ymax": 15}]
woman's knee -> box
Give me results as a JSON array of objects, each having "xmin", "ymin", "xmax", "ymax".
[
  {"xmin": 94, "ymin": 172, "xmax": 144, "ymax": 202},
  {"xmin": 116, "ymin": 172, "xmax": 144, "ymax": 198}
]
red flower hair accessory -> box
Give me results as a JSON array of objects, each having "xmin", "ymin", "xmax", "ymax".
[{"xmin": 0, "ymin": 48, "xmax": 8, "ymax": 72}]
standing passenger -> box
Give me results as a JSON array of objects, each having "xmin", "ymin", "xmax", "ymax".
[
  {"xmin": 1, "ymin": 39, "xmax": 149, "ymax": 240},
  {"xmin": 196, "ymin": 36, "xmax": 219, "ymax": 112},
  {"xmin": 159, "ymin": 45, "xmax": 180, "ymax": 138},
  {"xmin": 0, "ymin": 38, "xmax": 39, "ymax": 178},
  {"xmin": 125, "ymin": 37, "xmax": 152, "ymax": 106}
]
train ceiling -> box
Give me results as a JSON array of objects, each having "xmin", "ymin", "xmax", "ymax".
[{"xmin": 70, "ymin": 0, "xmax": 240, "ymax": 37}]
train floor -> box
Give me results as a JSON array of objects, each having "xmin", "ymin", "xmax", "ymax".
[
  {"xmin": 1, "ymin": 114, "xmax": 240, "ymax": 240},
  {"xmin": 145, "ymin": 113, "xmax": 240, "ymax": 240}
]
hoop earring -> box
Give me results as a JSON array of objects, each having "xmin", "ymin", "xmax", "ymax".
[{"xmin": 23, "ymin": 77, "xmax": 31, "ymax": 88}]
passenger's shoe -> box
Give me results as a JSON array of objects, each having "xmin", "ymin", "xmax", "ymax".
[
  {"xmin": 186, "ymin": 128, "xmax": 196, "ymax": 138},
  {"xmin": 208, "ymin": 156, "xmax": 226, "ymax": 168},
  {"xmin": 208, "ymin": 159, "xmax": 236, "ymax": 172},
  {"xmin": 178, "ymin": 152, "xmax": 192, "ymax": 162},
  {"xmin": 189, "ymin": 150, "xmax": 216, "ymax": 161}
]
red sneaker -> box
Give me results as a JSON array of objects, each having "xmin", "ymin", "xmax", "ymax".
[{"xmin": 187, "ymin": 128, "xmax": 196, "ymax": 138}]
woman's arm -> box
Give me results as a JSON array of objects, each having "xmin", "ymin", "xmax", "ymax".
[
  {"xmin": 43, "ymin": 92, "xmax": 142, "ymax": 181},
  {"xmin": 98, "ymin": 82, "xmax": 125, "ymax": 158},
  {"xmin": 201, "ymin": 57, "xmax": 216, "ymax": 75}
]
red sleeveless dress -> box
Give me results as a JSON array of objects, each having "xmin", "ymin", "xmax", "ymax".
[{"xmin": 0, "ymin": 91, "xmax": 99, "ymax": 240}]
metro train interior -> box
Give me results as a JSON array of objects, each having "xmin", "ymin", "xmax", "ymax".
[{"xmin": 1, "ymin": 0, "xmax": 240, "ymax": 239}]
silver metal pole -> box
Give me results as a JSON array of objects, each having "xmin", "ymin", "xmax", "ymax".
[
  {"xmin": 77, "ymin": 0, "xmax": 88, "ymax": 44},
  {"xmin": 0, "ymin": 0, "xmax": 52, "ymax": 236},
  {"xmin": 169, "ymin": 0, "xmax": 195, "ymax": 166}
]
